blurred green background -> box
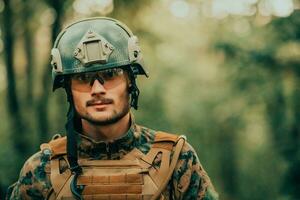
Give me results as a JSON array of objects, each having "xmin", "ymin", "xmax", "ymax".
[{"xmin": 1, "ymin": 0, "xmax": 300, "ymax": 199}]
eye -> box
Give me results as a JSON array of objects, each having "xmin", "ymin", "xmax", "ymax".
[
  {"xmin": 101, "ymin": 69, "xmax": 121, "ymax": 80},
  {"xmin": 104, "ymin": 70, "xmax": 115, "ymax": 79},
  {"xmin": 73, "ymin": 73, "xmax": 92, "ymax": 83}
]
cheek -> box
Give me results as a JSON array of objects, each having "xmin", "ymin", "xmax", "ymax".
[
  {"xmin": 119, "ymin": 92, "xmax": 129, "ymax": 106},
  {"xmin": 114, "ymin": 84, "xmax": 129, "ymax": 105},
  {"xmin": 72, "ymin": 91, "xmax": 87, "ymax": 110}
]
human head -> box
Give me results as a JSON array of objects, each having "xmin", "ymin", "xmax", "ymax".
[{"xmin": 51, "ymin": 17, "xmax": 148, "ymax": 109}]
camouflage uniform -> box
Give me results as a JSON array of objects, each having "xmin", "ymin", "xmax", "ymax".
[{"xmin": 7, "ymin": 119, "xmax": 218, "ymax": 200}]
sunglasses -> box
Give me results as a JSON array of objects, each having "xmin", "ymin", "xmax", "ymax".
[{"xmin": 71, "ymin": 68, "xmax": 125, "ymax": 92}]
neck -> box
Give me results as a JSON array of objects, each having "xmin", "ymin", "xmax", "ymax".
[{"xmin": 81, "ymin": 113, "xmax": 131, "ymax": 142}]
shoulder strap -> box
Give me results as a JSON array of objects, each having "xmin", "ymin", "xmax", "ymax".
[
  {"xmin": 141, "ymin": 131, "xmax": 181, "ymax": 164},
  {"xmin": 40, "ymin": 136, "xmax": 67, "ymax": 158},
  {"xmin": 152, "ymin": 131, "xmax": 179, "ymax": 150},
  {"xmin": 140, "ymin": 131, "xmax": 186, "ymax": 200},
  {"xmin": 154, "ymin": 131, "xmax": 179, "ymax": 142},
  {"xmin": 41, "ymin": 136, "xmax": 71, "ymax": 200},
  {"xmin": 152, "ymin": 136, "xmax": 185, "ymax": 200}
]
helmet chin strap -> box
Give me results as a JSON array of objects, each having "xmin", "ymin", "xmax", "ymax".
[
  {"xmin": 128, "ymin": 66, "xmax": 140, "ymax": 110},
  {"xmin": 65, "ymin": 85, "xmax": 83, "ymax": 200}
]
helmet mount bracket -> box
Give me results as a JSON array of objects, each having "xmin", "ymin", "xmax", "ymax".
[
  {"xmin": 128, "ymin": 36, "xmax": 141, "ymax": 62},
  {"xmin": 51, "ymin": 48, "xmax": 63, "ymax": 73},
  {"xmin": 74, "ymin": 30, "xmax": 114, "ymax": 66}
]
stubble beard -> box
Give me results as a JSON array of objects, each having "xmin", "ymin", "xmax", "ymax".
[{"xmin": 79, "ymin": 102, "xmax": 130, "ymax": 126}]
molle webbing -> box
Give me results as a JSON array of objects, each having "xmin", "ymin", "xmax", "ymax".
[{"xmin": 41, "ymin": 132, "xmax": 186, "ymax": 200}]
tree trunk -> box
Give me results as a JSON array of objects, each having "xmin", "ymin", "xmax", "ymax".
[
  {"xmin": 2, "ymin": 0, "xmax": 28, "ymax": 156},
  {"xmin": 36, "ymin": 0, "xmax": 65, "ymax": 142},
  {"xmin": 219, "ymin": 117, "xmax": 238, "ymax": 199},
  {"xmin": 264, "ymin": 74, "xmax": 300, "ymax": 198},
  {"xmin": 282, "ymin": 76, "xmax": 300, "ymax": 199},
  {"xmin": 22, "ymin": 1, "xmax": 34, "ymax": 105}
]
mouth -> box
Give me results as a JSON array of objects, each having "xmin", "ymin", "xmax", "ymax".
[
  {"xmin": 86, "ymin": 98, "xmax": 113, "ymax": 107},
  {"xmin": 89, "ymin": 102, "xmax": 111, "ymax": 106},
  {"xmin": 87, "ymin": 102, "xmax": 111, "ymax": 111}
]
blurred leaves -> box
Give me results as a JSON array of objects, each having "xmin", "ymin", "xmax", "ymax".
[{"xmin": 1, "ymin": 0, "xmax": 300, "ymax": 199}]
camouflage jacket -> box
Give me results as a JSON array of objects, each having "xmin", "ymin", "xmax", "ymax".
[{"xmin": 7, "ymin": 122, "xmax": 219, "ymax": 200}]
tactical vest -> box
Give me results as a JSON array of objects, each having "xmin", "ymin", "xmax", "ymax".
[{"xmin": 40, "ymin": 132, "xmax": 185, "ymax": 200}]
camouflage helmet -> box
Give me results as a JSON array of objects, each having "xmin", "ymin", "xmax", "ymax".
[{"xmin": 51, "ymin": 17, "xmax": 148, "ymax": 91}]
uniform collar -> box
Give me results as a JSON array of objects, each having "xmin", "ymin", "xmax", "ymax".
[{"xmin": 76, "ymin": 114, "xmax": 140, "ymax": 160}]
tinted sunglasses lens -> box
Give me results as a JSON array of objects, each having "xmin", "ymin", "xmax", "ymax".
[
  {"xmin": 71, "ymin": 68, "xmax": 125, "ymax": 91},
  {"xmin": 100, "ymin": 68, "xmax": 124, "ymax": 81}
]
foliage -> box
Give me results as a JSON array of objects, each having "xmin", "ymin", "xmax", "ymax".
[{"xmin": 0, "ymin": 0, "xmax": 299, "ymax": 199}]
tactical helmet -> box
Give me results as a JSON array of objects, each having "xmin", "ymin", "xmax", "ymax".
[{"xmin": 51, "ymin": 17, "xmax": 148, "ymax": 91}]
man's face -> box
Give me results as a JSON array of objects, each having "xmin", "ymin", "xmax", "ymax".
[{"xmin": 71, "ymin": 68, "xmax": 130, "ymax": 125}]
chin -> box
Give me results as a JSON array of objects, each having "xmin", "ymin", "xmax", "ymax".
[
  {"xmin": 83, "ymin": 112, "xmax": 126, "ymax": 126},
  {"xmin": 89, "ymin": 112, "xmax": 114, "ymax": 120}
]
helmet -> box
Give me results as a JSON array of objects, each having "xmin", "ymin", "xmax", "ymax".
[{"xmin": 51, "ymin": 17, "xmax": 148, "ymax": 91}]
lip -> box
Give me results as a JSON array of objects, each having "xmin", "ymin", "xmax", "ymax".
[
  {"xmin": 87, "ymin": 98, "xmax": 113, "ymax": 108},
  {"xmin": 89, "ymin": 102, "xmax": 111, "ymax": 108}
]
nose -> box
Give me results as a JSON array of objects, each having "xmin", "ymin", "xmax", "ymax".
[{"xmin": 90, "ymin": 79, "xmax": 106, "ymax": 96}]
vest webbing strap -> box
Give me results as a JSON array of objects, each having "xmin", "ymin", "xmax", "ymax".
[
  {"xmin": 151, "ymin": 136, "xmax": 185, "ymax": 200},
  {"xmin": 40, "ymin": 136, "xmax": 67, "ymax": 159},
  {"xmin": 77, "ymin": 174, "xmax": 143, "ymax": 185}
]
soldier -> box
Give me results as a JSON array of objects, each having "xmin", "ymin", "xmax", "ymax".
[{"xmin": 6, "ymin": 17, "xmax": 219, "ymax": 200}]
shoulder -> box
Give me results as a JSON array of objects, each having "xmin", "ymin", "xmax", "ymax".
[
  {"xmin": 135, "ymin": 124, "xmax": 181, "ymax": 144},
  {"xmin": 134, "ymin": 124, "xmax": 156, "ymax": 142},
  {"xmin": 8, "ymin": 135, "xmax": 67, "ymax": 199},
  {"xmin": 133, "ymin": 124, "xmax": 156, "ymax": 153},
  {"xmin": 172, "ymin": 140, "xmax": 219, "ymax": 199},
  {"xmin": 134, "ymin": 125, "xmax": 183, "ymax": 154},
  {"xmin": 8, "ymin": 150, "xmax": 52, "ymax": 199},
  {"xmin": 20, "ymin": 150, "xmax": 51, "ymax": 180},
  {"xmin": 179, "ymin": 141, "xmax": 199, "ymax": 163}
]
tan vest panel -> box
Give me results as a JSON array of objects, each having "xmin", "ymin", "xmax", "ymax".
[{"xmin": 41, "ymin": 132, "xmax": 185, "ymax": 200}]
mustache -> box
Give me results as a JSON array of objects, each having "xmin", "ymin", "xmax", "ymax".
[{"xmin": 86, "ymin": 97, "xmax": 113, "ymax": 106}]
